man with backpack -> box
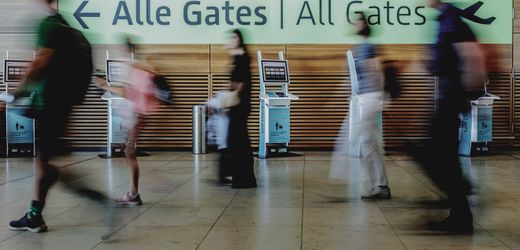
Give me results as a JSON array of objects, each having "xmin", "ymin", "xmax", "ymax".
[
  {"xmin": 416, "ymin": 0, "xmax": 486, "ymax": 234},
  {"xmin": 9, "ymin": 0, "xmax": 93, "ymax": 233}
]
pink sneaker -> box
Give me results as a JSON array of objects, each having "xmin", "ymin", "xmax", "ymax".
[{"xmin": 115, "ymin": 193, "xmax": 143, "ymax": 206}]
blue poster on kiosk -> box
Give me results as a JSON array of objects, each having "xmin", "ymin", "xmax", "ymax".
[
  {"xmin": 268, "ymin": 107, "xmax": 290, "ymax": 143},
  {"xmin": 7, "ymin": 108, "xmax": 34, "ymax": 144}
]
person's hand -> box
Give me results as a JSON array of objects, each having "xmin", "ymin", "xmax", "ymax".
[{"xmin": 93, "ymin": 76, "xmax": 109, "ymax": 90}]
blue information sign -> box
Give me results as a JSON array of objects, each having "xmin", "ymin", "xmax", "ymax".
[
  {"xmin": 268, "ymin": 107, "xmax": 290, "ymax": 143},
  {"xmin": 477, "ymin": 107, "xmax": 492, "ymax": 142},
  {"xmin": 7, "ymin": 108, "xmax": 34, "ymax": 144}
]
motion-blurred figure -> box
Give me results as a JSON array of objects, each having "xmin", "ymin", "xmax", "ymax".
[
  {"xmin": 416, "ymin": 0, "xmax": 486, "ymax": 233},
  {"xmin": 207, "ymin": 90, "xmax": 239, "ymax": 185},
  {"xmin": 352, "ymin": 13, "xmax": 390, "ymax": 199},
  {"xmin": 95, "ymin": 38, "xmax": 160, "ymax": 205},
  {"xmin": 9, "ymin": 0, "xmax": 94, "ymax": 233},
  {"xmin": 225, "ymin": 29, "xmax": 257, "ymax": 189}
]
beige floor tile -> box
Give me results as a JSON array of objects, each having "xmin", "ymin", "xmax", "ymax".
[
  {"xmin": 129, "ymin": 207, "xmax": 224, "ymax": 226},
  {"xmin": 198, "ymin": 226, "xmax": 301, "ymax": 250},
  {"xmin": 0, "ymin": 226, "xmax": 106, "ymax": 250},
  {"xmin": 217, "ymin": 207, "xmax": 302, "ymax": 226},
  {"xmin": 94, "ymin": 226, "xmax": 209, "ymax": 250},
  {"xmin": 395, "ymin": 226, "xmax": 509, "ymax": 250},
  {"xmin": 303, "ymin": 225, "xmax": 405, "ymax": 250},
  {"xmin": 48, "ymin": 206, "xmax": 147, "ymax": 227},
  {"xmin": 304, "ymin": 206, "xmax": 388, "ymax": 226},
  {"xmin": 229, "ymin": 193, "xmax": 302, "ymax": 208}
]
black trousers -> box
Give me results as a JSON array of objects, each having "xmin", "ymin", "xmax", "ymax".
[
  {"xmin": 228, "ymin": 119, "xmax": 257, "ymax": 188},
  {"xmin": 421, "ymin": 95, "xmax": 472, "ymax": 221}
]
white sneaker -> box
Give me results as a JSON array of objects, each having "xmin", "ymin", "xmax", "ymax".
[{"xmin": 361, "ymin": 186, "xmax": 391, "ymax": 199}]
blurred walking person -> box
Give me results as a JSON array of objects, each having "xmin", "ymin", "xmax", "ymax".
[
  {"xmin": 352, "ymin": 13, "xmax": 391, "ymax": 199},
  {"xmin": 417, "ymin": 0, "xmax": 486, "ymax": 233},
  {"xmin": 225, "ymin": 29, "xmax": 257, "ymax": 189},
  {"xmin": 95, "ymin": 38, "xmax": 160, "ymax": 205},
  {"xmin": 9, "ymin": 0, "xmax": 94, "ymax": 232}
]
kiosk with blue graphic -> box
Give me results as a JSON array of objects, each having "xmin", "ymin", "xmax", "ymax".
[
  {"xmin": 100, "ymin": 56, "xmax": 131, "ymax": 158},
  {"xmin": 459, "ymin": 90, "xmax": 500, "ymax": 156},
  {"xmin": 3, "ymin": 57, "xmax": 35, "ymax": 157},
  {"xmin": 257, "ymin": 51, "xmax": 299, "ymax": 158}
]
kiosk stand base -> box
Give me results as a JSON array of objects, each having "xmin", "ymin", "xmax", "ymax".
[
  {"xmin": 459, "ymin": 142, "xmax": 491, "ymax": 157},
  {"xmin": 256, "ymin": 144, "xmax": 302, "ymax": 159}
]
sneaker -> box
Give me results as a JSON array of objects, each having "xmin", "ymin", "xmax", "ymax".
[
  {"xmin": 9, "ymin": 213, "xmax": 48, "ymax": 233},
  {"xmin": 361, "ymin": 186, "xmax": 391, "ymax": 199},
  {"xmin": 115, "ymin": 193, "xmax": 143, "ymax": 206},
  {"xmin": 428, "ymin": 216, "xmax": 474, "ymax": 234}
]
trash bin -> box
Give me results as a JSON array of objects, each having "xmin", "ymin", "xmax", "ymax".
[{"xmin": 192, "ymin": 105, "xmax": 207, "ymax": 154}]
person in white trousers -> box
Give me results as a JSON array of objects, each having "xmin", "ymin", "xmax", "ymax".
[{"xmin": 352, "ymin": 13, "xmax": 391, "ymax": 199}]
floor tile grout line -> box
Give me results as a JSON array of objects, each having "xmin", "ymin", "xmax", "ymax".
[
  {"xmin": 474, "ymin": 221, "xmax": 513, "ymax": 250},
  {"xmin": 300, "ymin": 158, "xmax": 306, "ymax": 250},
  {"xmin": 377, "ymin": 160, "xmax": 409, "ymax": 250},
  {"xmin": 399, "ymin": 162, "xmax": 446, "ymax": 199},
  {"xmin": 89, "ymin": 160, "xmax": 218, "ymax": 249},
  {"xmin": 0, "ymin": 156, "xmax": 98, "ymax": 186},
  {"xmin": 195, "ymin": 188, "xmax": 240, "ymax": 250}
]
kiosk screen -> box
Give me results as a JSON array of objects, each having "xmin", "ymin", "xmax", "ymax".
[
  {"xmin": 262, "ymin": 60, "xmax": 289, "ymax": 83},
  {"xmin": 106, "ymin": 60, "xmax": 130, "ymax": 83},
  {"xmin": 3, "ymin": 60, "xmax": 30, "ymax": 83}
]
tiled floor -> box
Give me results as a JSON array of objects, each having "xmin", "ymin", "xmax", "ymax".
[{"xmin": 0, "ymin": 152, "xmax": 519, "ymax": 249}]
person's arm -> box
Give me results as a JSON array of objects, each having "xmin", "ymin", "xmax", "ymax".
[
  {"xmin": 14, "ymin": 48, "xmax": 54, "ymax": 97},
  {"xmin": 93, "ymin": 77, "xmax": 126, "ymax": 97},
  {"xmin": 453, "ymin": 42, "xmax": 486, "ymax": 97}
]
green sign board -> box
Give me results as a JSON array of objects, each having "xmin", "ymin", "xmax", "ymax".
[{"xmin": 59, "ymin": 0, "xmax": 512, "ymax": 44}]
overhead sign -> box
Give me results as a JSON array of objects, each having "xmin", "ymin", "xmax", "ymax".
[{"xmin": 59, "ymin": 0, "xmax": 512, "ymax": 44}]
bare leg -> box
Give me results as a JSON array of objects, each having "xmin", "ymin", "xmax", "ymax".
[{"xmin": 125, "ymin": 114, "xmax": 145, "ymax": 195}]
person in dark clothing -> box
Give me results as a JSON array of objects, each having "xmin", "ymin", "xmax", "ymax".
[
  {"xmin": 226, "ymin": 29, "xmax": 257, "ymax": 189},
  {"xmin": 8, "ymin": 0, "xmax": 101, "ymax": 233},
  {"xmin": 417, "ymin": 0, "xmax": 486, "ymax": 234}
]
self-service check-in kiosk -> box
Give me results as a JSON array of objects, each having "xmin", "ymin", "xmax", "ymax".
[
  {"xmin": 2, "ymin": 55, "xmax": 35, "ymax": 157},
  {"xmin": 459, "ymin": 87, "xmax": 500, "ymax": 156},
  {"xmin": 257, "ymin": 51, "xmax": 299, "ymax": 158},
  {"xmin": 346, "ymin": 50, "xmax": 383, "ymax": 157},
  {"xmin": 99, "ymin": 57, "xmax": 131, "ymax": 158}
]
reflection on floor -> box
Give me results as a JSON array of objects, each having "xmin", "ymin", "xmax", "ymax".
[{"xmin": 0, "ymin": 152, "xmax": 519, "ymax": 249}]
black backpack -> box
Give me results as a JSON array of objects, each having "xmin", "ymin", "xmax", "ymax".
[
  {"xmin": 153, "ymin": 74, "xmax": 173, "ymax": 104},
  {"xmin": 57, "ymin": 23, "xmax": 93, "ymax": 105}
]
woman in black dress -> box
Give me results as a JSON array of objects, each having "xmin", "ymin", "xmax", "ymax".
[{"xmin": 227, "ymin": 29, "xmax": 257, "ymax": 189}]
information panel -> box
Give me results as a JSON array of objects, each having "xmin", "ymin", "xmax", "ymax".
[
  {"xmin": 106, "ymin": 60, "xmax": 130, "ymax": 83},
  {"xmin": 3, "ymin": 60, "xmax": 30, "ymax": 83},
  {"xmin": 262, "ymin": 60, "xmax": 289, "ymax": 83},
  {"xmin": 59, "ymin": 0, "xmax": 512, "ymax": 44},
  {"xmin": 6, "ymin": 107, "xmax": 34, "ymax": 144},
  {"xmin": 268, "ymin": 107, "xmax": 290, "ymax": 143}
]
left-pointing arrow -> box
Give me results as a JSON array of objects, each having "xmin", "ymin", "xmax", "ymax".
[{"xmin": 73, "ymin": 1, "xmax": 100, "ymax": 29}]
